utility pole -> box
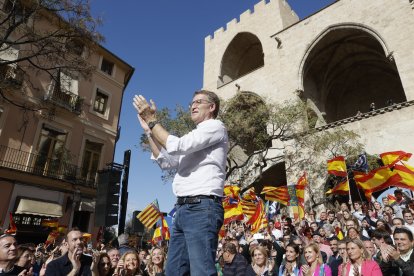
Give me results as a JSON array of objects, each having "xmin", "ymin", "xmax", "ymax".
[{"xmin": 118, "ymin": 150, "xmax": 131, "ymax": 234}]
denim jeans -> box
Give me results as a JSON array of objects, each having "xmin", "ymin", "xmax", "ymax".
[{"xmin": 165, "ymin": 198, "xmax": 224, "ymax": 276}]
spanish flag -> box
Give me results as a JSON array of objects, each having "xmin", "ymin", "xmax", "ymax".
[
  {"xmin": 261, "ymin": 186, "xmax": 289, "ymax": 206},
  {"xmin": 152, "ymin": 217, "xmax": 170, "ymax": 244},
  {"xmin": 380, "ymin": 151, "xmax": 412, "ymax": 167},
  {"xmin": 223, "ymin": 185, "xmax": 244, "ymax": 224},
  {"xmin": 393, "ymin": 164, "xmax": 414, "ymax": 189},
  {"xmin": 354, "ymin": 166, "xmax": 401, "ymax": 199},
  {"xmin": 41, "ymin": 219, "xmax": 59, "ymax": 229},
  {"xmin": 327, "ymin": 156, "xmax": 347, "ymax": 177},
  {"xmin": 326, "ymin": 180, "xmax": 349, "ymax": 195},
  {"xmin": 224, "ymin": 185, "xmax": 241, "ymax": 199}
]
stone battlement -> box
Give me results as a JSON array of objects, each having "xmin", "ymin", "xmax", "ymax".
[{"xmin": 205, "ymin": 0, "xmax": 297, "ymax": 43}]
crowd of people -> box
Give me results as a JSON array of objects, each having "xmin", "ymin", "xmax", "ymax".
[{"xmin": 2, "ymin": 189, "xmax": 414, "ymax": 276}]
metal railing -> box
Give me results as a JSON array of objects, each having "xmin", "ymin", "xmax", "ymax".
[
  {"xmin": 45, "ymin": 85, "xmax": 83, "ymax": 114},
  {"xmin": 0, "ymin": 145, "xmax": 96, "ymax": 188}
]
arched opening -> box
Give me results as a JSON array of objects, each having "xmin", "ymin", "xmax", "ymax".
[
  {"xmin": 219, "ymin": 32, "xmax": 264, "ymax": 86},
  {"xmin": 302, "ymin": 27, "xmax": 406, "ymax": 123}
]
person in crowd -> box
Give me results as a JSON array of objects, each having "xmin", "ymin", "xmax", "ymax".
[
  {"xmin": 322, "ymin": 224, "xmax": 336, "ymax": 241},
  {"xmin": 344, "ymin": 219, "xmax": 358, "ymax": 234},
  {"xmin": 351, "ymin": 202, "xmax": 365, "ymax": 223},
  {"xmin": 327, "ymin": 211, "xmax": 336, "ymax": 225},
  {"xmin": 362, "ymin": 240, "xmax": 376, "ymax": 260},
  {"xmin": 137, "ymin": 249, "xmax": 148, "ymax": 273},
  {"xmin": 309, "ymin": 222, "xmax": 318, "ymax": 234},
  {"xmin": 337, "ymin": 239, "xmax": 347, "ymax": 264},
  {"xmin": 15, "ymin": 245, "xmax": 35, "ymax": 271},
  {"xmin": 375, "ymin": 219, "xmax": 393, "ymax": 234},
  {"xmin": 118, "ymin": 234, "xmax": 136, "ymax": 257},
  {"xmin": 373, "ymin": 201, "xmax": 383, "ymax": 219},
  {"xmin": 107, "ymin": 248, "xmax": 120, "ymax": 270},
  {"xmin": 317, "ymin": 212, "xmax": 328, "ymax": 227},
  {"xmin": 278, "ymin": 243, "xmax": 301, "ymax": 276},
  {"xmin": 97, "ymin": 253, "xmax": 111, "ymax": 276},
  {"xmin": 299, "ymin": 243, "xmax": 332, "ymax": 276},
  {"xmin": 380, "ymin": 227, "xmax": 414, "ymax": 276},
  {"xmin": 382, "ymin": 196, "xmax": 389, "ymax": 207},
  {"xmin": 402, "ymin": 209, "xmax": 414, "ymax": 234},
  {"xmin": 338, "ymin": 239, "xmax": 381, "ymax": 276},
  {"xmin": 360, "ymin": 218, "xmax": 374, "ymax": 239},
  {"xmin": 391, "ymin": 218, "xmax": 405, "ymax": 230},
  {"xmin": 301, "ymin": 228, "xmax": 313, "ymax": 245},
  {"xmin": 143, "ymin": 247, "xmax": 165, "ymax": 276},
  {"xmin": 114, "ymin": 251, "xmax": 141, "ymax": 276},
  {"xmin": 310, "ymin": 232, "xmax": 330, "ymax": 262},
  {"xmin": 134, "ymin": 90, "xmax": 228, "ymax": 275},
  {"xmin": 346, "ymin": 227, "xmax": 360, "ymax": 241},
  {"xmin": 245, "ymin": 245, "xmax": 276, "ymax": 276},
  {"xmin": 45, "ymin": 229, "xmax": 92, "ymax": 276},
  {"xmin": 391, "ymin": 189, "xmax": 407, "ymax": 209},
  {"xmin": 222, "ymin": 242, "xmax": 247, "ymax": 275},
  {"xmin": 407, "ymin": 200, "xmax": 414, "ymax": 215},
  {"xmin": 0, "ymin": 234, "xmax": 23, "ymax": 275},
  {"xmin": 371, "ymin": 229, "xmax": 399, "ymax": 275},
  {"xmin": 328, "ymin": 238, "xmax": 342, "ymax": 276}
]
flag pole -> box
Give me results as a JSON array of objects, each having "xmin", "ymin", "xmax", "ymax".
[{"xmin": 347, "ymin": 172, "xmax": 353, "ymax": 206}]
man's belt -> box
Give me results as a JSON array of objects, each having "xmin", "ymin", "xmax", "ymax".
[{"xmin": 176, "ymin": 195, "xmax": 222, "ymax": 205}]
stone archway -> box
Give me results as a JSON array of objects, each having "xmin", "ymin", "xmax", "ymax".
[{"xmin": 301, "ymin": 26, "xmax": 406, "ymax": 123}]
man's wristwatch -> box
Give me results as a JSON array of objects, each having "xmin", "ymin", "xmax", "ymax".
[{"xmin": 148, "ymin": 120, "xmax": 159, "ymax": 130}]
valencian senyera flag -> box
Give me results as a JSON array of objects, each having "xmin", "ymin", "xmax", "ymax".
[
  {"xmin": 327, "ymin": 156, "xmax": 347, "ymax": 177},
  {"xmin": 380, "ymin": 151, "xmax": 412, "ymax": 167},
  {"xmin": 136, "ymin": 200, "xmax": 162, "ymax": 229},
  {"xmin": 261, "ymin": 186, "xmax": 289, "ymax": 206},
  {"xmin": 287, "ymin": 182, "xmax": 301, "ymax": 220},
  {"xmin": 326, "ymin": 179, "xmax": 349, "ymax": 195}
]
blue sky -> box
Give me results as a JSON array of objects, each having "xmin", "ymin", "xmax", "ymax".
[{"xmin": 90, "ymin": 0, "xmax": 336, "ymax": 217}]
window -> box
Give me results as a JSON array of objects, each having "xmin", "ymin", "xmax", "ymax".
[
  {"xmin": 81, "ymin": 140, "xmax": 103, "ymax": 183},
  {"xmin": 34, "ymin": 125, "xmax": 67, "ymax": 176},
  {"xmin": 100, "ymin": 58, "xmax": 114, "ymax": 76},
  {"xmin": 93, "ymin": 89, "xmax": 109, "ymax": 115}
]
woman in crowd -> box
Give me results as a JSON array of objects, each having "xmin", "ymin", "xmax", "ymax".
[
  {"xmin": 15, "ymin": 245, "xmax": 35, "ymax": 271},
  {"xmin": 338, "ymin": 239, "xmax": 382, "ymax": 276},
  {"xmin": 376, "ymin": 219, "xmax": 392, "ymax": 234},
  {"xmin": 114, "ymin": 251, "xmax": 142, "ymax": 276},
  {"xmin": 97, "ymin": 253, "xmax": 111, "ymax": 276},
  {"xmin": 143, "ymin": 247, "xmax": 166, "ymax": 276},
  {"xmin": 245, "ymin": 245, "xmax": 276, "ymax": 276},
  {"xmin": 299, "ymin": 243, "xmax": 332, "ymax": 276},
  {"xmin": 278, "ymin": 243, "xmax": 301, "ymax": 276},
  {"xmin": 346, "ymin": 227, "xmax": 360, "ymax": 240}
]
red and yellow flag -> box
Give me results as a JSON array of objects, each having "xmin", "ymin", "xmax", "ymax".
[
  {"xmin": 387, "ymin": 194, "xmax": 396, "ymax": 205},
  {"xmin": 261, "ymin": 186, "xmax": 289, "ymax": 205},
  {"xmin": 136, "ymin": 200, "xmax": 162, "ymax": 229},
  {"xmin": 152, "ymin": 217, "xmax": 170, "ymax": 244},
  {"xmin": 393, "ymin": 164, "xmax": 414, "ymax": 190},
  {"xmin": 326, "ymin": 180, "xmax": 349, "ymax": 195},
  {"xmin": 241, "ymin": 189, "xmax": 258, "ymax": 219},
  {"xmin": 223, "ymin": 185, "xmax": 244, "ymax": 224},
  {"xmin": 327, "ymin": 156, "xmax": 347, "ymax": 177},
  {"xmin": 380, "ymin": 151, "xmax": 412, "ymax": 167},
  {"xmin": 247, "ymin": 197, "xmax": 268, "ymax": 234},
  {"xmin": 6, "ymin": 213, "xmax": 17, "ymax": 234},
  {"xmin": 354, "ymin": 166, "xmax": 401, "ymax": 199},
  {"xmin": 41, "ymin": 219, "xmax": 59, "ymax": 229},
  {"xmin": 296, "ymin": 173, "xmax": 307, "ymax": 206}
]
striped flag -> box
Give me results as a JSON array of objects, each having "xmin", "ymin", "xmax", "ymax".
[
  {"xmin": 241, "ymin": 189, "xmax": 258, "ymax": 219},
  {"xmin": 387, "ymin": 194, "xmax": 397, "ymax": 205},
  {"xmin": 223, "ymin": 185, "xmax": 244, "ymax": 224},
  {"xmin": 327, "ymin": 156, "xmax": 347, "ymax": 177},
  {"xmin": 247, "ymin": 197, "xmax": 268, "ymax": 234},
  {"xmin": 380, "ymin": 151, "xmax": 412, "ymax": 167},
  {"xmin": 261, "ymin": 186, "xmax": 289, "ymax": 205},
  {"xmin": 393, "ymin": 164, "xmax": 414, "ymax": 190},
  {"xmin": 152, "ymin": 216, "xmax": 170, "ymax": 244},
  {"xmin": 136, "ymin": 200, "xmax": 162, "ymax": 229},
  {"xmin": 326, "ymin": 179, "xmax": 350, "ymax": 195}
]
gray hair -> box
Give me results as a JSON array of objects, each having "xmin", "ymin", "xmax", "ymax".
[{"xmin": 117, "ymin": 233, "xmax": 129, "ymax": 246}]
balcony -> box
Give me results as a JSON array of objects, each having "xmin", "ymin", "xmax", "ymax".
[
  {"xmin": 0, "ymin": 145, "xmax": 96, "ymax": 188},
  {"xmin": 0, "ymin": 64, "xmax": 24, "ymax": 88},
  {"xmin": 44, "ymin": 85, "xmax": 83, "ymax": 115}
]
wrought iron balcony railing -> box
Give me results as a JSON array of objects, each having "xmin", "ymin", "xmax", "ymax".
[
  {"xmin": 44, "ymin": 85, "xmax": 83, "ymax": 114},
  {"xmin": 0, "ymin": 145, "xmax": 96, "ymax": 188}
]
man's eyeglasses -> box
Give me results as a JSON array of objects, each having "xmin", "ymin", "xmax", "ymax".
[{"xmin": 189, "ymin": 99, "xmax": 211, "ymax": 108}]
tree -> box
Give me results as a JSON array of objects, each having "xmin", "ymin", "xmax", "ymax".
[
  {"xmin": 0, "ymin": 0, "xmax": 103, "ymax": 112},
  {"xmin": 138, "ymin": 91, "xmax": 363, "ymax": 208}
]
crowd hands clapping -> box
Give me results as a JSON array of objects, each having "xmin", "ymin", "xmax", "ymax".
[
  {"xmin": 216, "ymin": 189, "xmax": 414, "ymax": 276},
  {"xmin": 2, "ymin": 190, "xmax": 414, "ymax": 275},
  {"xmin": 0, "ymin": 229, "xmax": 165, "ymax": 276}
]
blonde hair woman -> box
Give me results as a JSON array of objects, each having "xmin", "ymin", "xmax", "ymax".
[
  {"xmin": 144, "ymin": 247, "xmax": 166, "ymax": 276},
  {"xmin": 338, "ymin": 239, "xmax": 382, "ymax": 276},
  {"xmin": 245, "ymin": 245, "xmax": 275, "ymax": 276},
  {"xmin": 299, "ymin": 243, "xmax": 332, "ymax": 276}
]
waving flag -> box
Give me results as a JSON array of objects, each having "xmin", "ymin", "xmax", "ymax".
[
  {"xmin": 136, "ymin": 200, "xmax": 162, "ymax": 229},
  {"xmin": 152, "ymin": 216, "xmax": 170, "ymax": 244},
  {"xmin": 354, "ymin": 166, "xmax": 401, "ymax": 199},
  {"xmin": 393, "ymin": 164, "xmax": 414, "ymax": 190},
  {"xmin": 326, "ymin": 179, "xmax": 349, "ymax": 195},
  {"xmin": 241, "ymin": 188, "xmax": 258, "ymax": 219},
  {"xmin": 247, "ymin": 197, "xmax": 268, "ymax": 234},
  {"xmin": 327, "ymin": 156, "xmax": 347, "ymax": 177},
  {"xmin": 222, "ymin": 185, "xmax": 244, "ymax": 224},
  {"xmin": 387, "ymin": 194, "xmax": 396, "ymax": 205},
  {"xmin": 352, "ymin": 153, "xmax": 368, "ymax": 172},
  {"xmin": 380, "ymin": 151, "xmax": 412, "ymax": 167},
  {"xmin": 261, "ymin": 186, "xmax": 289, "ymax": 205}
]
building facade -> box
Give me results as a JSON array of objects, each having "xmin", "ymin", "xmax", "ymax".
[
  {"xmin": 0, "ymin": 0, "xmax": 134, "ymax": 242},
  {"xmin": 202, "ymin": 0, "xmax": 414, "ymax": 192}
]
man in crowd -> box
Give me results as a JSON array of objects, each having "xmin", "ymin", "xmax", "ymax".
[
  {"xmin": 402, "ymin": 209, "xmax": 414, "ymax": 234},
  {"xmin": 352, "ymin": 201, "xmax": 365, "ymax": 222},
  {"xmin": 372, "ymin": 229, "xmax": 399, "ymax": 275},
  {"xmin": 327, "ymin": 211, "xmax": 337, "ymax": 225},
  {"xmin": 117, "ymin": 234, "xmax": 135, "ymax": 256},
  {"xmin": 0, "ymin": 234, "xmax": 21, "ymax": 275},
  {"xmin": 134, "ymin": 90, "xmax": 228, "ymax": 275},
  {"xmin": 327, "ymin": 238, "xmax": 342, "ymax": 276},
  {"xmin": 106, "ymin": 248, "xmax": 120, "ymax": 269},
  {"xmin": 222, "ymin": 242, "xmax": 247, "ymax": 275},
  {"xmin": 317, "ymin": 211, "xmax": 327, "ymax": 227},
  {"xmin": 45, "ymin": 229, "xmax": 92, "ymax": 276}
]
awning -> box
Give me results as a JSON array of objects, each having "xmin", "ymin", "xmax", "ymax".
[
  {"xmin": 15, "ymin": 198, "xmax": 63, "ymax": 217},
  {"xmin": 78, "ymin": 199, "xmax": 95, "ymax": 212}
]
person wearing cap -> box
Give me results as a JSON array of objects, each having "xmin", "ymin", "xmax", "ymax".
[{"xmin": 311, "ymin": 231, "xmax": 331, "ymax": 263}]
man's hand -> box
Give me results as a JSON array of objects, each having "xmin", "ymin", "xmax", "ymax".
[
  {"xmin": 388, "ymin": 246, "xmax": 401, "ymax": 261},
  {"xmin": 70, "ymin": 250, "xmax": 81, "ymax": 274},
  {"xmin": 133, "ymin": 95, "xmax": 157, "ymax": 123}
]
